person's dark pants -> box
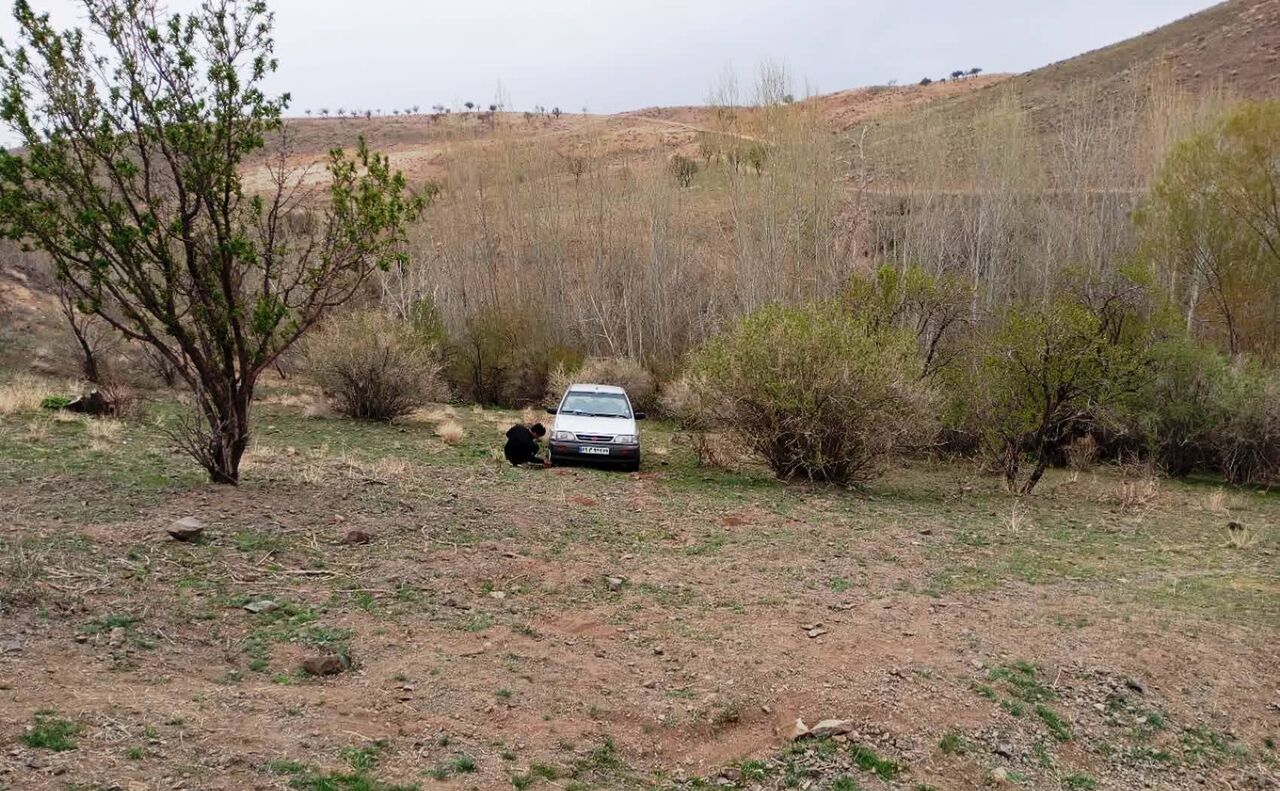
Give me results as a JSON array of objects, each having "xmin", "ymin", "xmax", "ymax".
[{"xmin": 504, "ymin": 448, "xmax": 542, "ymax": 466}]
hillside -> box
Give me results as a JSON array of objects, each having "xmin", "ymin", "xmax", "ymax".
[
  {"xmin": 872, "ymin": 0, "xmax": 1280, "ymax": 142},
  {"xmin": 5, "ymin": 1, "xmax": 1280, "ymax": 376}
]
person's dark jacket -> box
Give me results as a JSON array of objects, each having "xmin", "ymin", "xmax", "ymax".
[{"xmin": 504, "ymin": 424, "xmax": 542, "ymax": 465}]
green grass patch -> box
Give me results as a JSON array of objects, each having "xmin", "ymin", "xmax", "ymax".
[
  {"xmin": 1035, "ymin": 704, "xmax": 1072, "ymax": 742},
  {"xmin": 849, "ymin": 743, "xmax": 901, "ymax": 780},
  {"xmin": 22, "ymin": 710, "xmax": 82, "ymax": 751},
  {"xmin": 938, "ymin": 728, "xmax": 969, "ymax": 755}
]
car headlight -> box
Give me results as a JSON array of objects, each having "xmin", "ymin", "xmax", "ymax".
[
  {"xmin": 552, "ymin": 431, "xmax": 576, "ymax": 441},
  {"xmin": 613, "ymin": 434, "xmax": 637, "ymax": 444}
]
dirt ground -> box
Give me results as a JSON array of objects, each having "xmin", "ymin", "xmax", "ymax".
[{"xmin": 0, "ymin": 388, "xmax": 1277, "ymax": 791}]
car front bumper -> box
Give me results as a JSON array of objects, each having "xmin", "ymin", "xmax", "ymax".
[{"xmin": 549, "ymin": 441, "xmax": 640, "ymax": 464}]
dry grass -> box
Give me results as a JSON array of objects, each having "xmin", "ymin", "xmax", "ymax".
[
  {"xmin": 1225, "ymin": 521, "xmax": 1261, "ymax": 549},
  {"xmin": 1066, "ymin": 435, "xmax": 1099, "ymax": 471},
  {"xmin": 303, "ymin": 394, "xmax": 333, "ymax": 418},
  {"xmin": 436, "ymin": 419, "xmax": 465, "ymax": 445},
  {"xmin": 418, "ymin": 405, "xmax": 458, "ymax": 423},
  {"xmin": 1114, "ymin": 476, "xmax": 1161, "ymax": 515},
  {"xmin": 0, "ymin": 376, "xmax": 47, "ymax": 415},
  {"xmin": 86, "ymin": 418, "xmax": 123, "ymax": 452}
]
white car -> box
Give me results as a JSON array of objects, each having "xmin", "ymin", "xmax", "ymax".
[{"xmin": 547, "ymin": 383, "xmax": 646, "ymax": 471}]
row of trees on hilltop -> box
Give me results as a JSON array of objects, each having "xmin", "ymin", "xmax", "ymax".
[
  {"xmin": 920, "ymin": 67, "xmax": 982, "ymax": 85},
  {"xmin": 297, "ymin": 103, "xmax": 568, "ymax": 120}
]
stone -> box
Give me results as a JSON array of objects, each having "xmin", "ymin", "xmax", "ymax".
[
  {"xmin": 0, "ymin": 637, "xmax": 22, "ymax": 654},
  {"xmin": 1125, "ymin": 677, "xmax": 1146, "ymax": 694},
  {"xmin": 168, "ymin": 517, "xmax": 205, "ymax": 542},
  {"xmin": 991, "ymin": 767, "xmax": 1010, "ymax": 784},
  {"xmin": 343, "ymin": 530, "xmax": 372, "ymax": 545},
  {"xmin": 790, "ymin": 718, "xmax": 810, "ymax": 739},
  {"xmin": 605, "ymin": 576, "xmax": 625, "ymax": 592},
  {"xmin": 300, "ymin": 654, "xmax": 350, "ymax": 676},
  {"xmin": 806, "ymin": 627, "xmax": 829, "ymax": 639},
  {"xmin": 108, "ymin": 627, "xmax": 126, "ymax": 647},
  {"xmin": 808, "ymin": 719, "xmax": 854, "ymax": 738},
  {"xmin": 488, "ymin": 591, "xmax": 506, "ymax": 600},
  {"xmin": 993, "ymin": 743, "xmax": 1015, "ymax": 759},
  {"xmin": 243, "ymin": 600, "xmax": 278, "ymax": 614}
]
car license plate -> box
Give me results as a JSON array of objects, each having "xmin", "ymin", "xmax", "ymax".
[{"xmin": 580, "ymin": 446, "xmax": 611, "ymax": 456}]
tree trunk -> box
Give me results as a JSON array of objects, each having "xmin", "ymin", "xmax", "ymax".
[
  {"xmin": 202, "ymin": 379, "xmax": 254, "ymax": 485},
  {"xmin": 1018, "ymin": 454, "xmax": 1050, "ymax": 495}
]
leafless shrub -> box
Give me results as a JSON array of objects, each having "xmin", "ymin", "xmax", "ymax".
[
  {"xmin": 659, "ymin": 374, "xmax": 706, "ymax": 428},
  {"xmin": 691, "ymin": 432, "xmax": 735, "ymax": 470},
  {"xmin": 1111, "ymin": 459, "xmax": 1161, "ymax": 514},
  {"xmin": 545, "ymin": 357, "xmax": 657, "ymax": 412},
  {"xmin": 307, "ymin": 310, "xmax": 445, "ymax": 421},
  {"xmin": 1066, "ymin": 435, "xmax": 1099, "ymax": 471}
]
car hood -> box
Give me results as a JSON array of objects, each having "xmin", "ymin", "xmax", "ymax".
[{"xmin": 552, "ymin": 413, "xmax": 637, "ymax": 437}]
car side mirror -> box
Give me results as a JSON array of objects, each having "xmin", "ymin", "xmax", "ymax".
[
  {"xmin": 633, "ymin": 411, "xmax": 647, "ymax": 421},
  {"xmin": 545, "ymin": 406, "xmax": 558, "ymax": 414}
]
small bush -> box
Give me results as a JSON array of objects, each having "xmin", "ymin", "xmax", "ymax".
[
  {"xmin": 1134, "ymin": 336, "xmax": 1230, "ymax": 476},
  {"xmin": 951, "ymin": 292, "xmax": 1149, "ymax": 494},
  {"xmin": 1213, "ymin": 362, "xmax": 1280, "ymax": 486},
  {"xmin": 436, "ymin": 420, "xmax": 465, "ymax": 445},
  {"xmin": 669, "ymin": 154, "xmax": 699, "ymax": 187},
  {"xmin": 1065, "ymin": 435, "xmax": 1099, "ymax": 471},
  {"xmin": 307, "ymin": 311, "xmax": 444, "ymax": 421},
  {"xmin": 545, "ymin": 357, "xmax": 657, "ymax": 412},
  {"xmin": 659, "ymin": 374, "xmax": 706, "ymax": 428},
  {"xmin": 690, "ymin": 302, "xmax": 933, "ymax": 485},
  {"xmin": 40, "ymin": 394, "xmax": 71, "ymax": 410},
  {"xmin": 446, "ymin": 308, "xmax": 576, "ymax": 407}
]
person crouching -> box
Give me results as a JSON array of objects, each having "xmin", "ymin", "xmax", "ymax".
[{"xmin": 504, "ymin": 421, "xmax": 548, "ymax": 466}]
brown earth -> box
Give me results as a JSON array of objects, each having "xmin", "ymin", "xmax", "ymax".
[{"xmin": 0, "ymin": 394, "xmax": 1276, "ymax": 790}]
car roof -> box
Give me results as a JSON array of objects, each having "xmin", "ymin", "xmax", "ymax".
[{"xmin": 566, "ymin": 383, "xmax": 627, "ymax": 395}]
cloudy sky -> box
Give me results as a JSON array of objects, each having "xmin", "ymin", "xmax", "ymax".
[{"xmin": 2, "ymin": 0, "xmax": 1215, "ymax": 115}]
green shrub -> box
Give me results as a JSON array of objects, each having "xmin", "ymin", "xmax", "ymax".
[
  {"xmin": 953, "ymin": 295, "xmax": 1149, "ymax": 494},
  {"xmin": 690, "ymin": 302, "xmax": 933, "ymax": 485},
  {"xmin": 1133, "ymin": 335, "xmax": 1230, "ymax": 476},
  {"xmin": 40, "ymin": 394, "xmax": 71, "ymax": 410},
  {"xmin": 307, "ymin": 310, "xmax": 444, "ymax": 421},
  {"xmin": 1213, "ymin": 361, "xmax": 1280, "ymax": 486}
]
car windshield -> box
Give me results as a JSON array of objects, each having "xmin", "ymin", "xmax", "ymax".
[{"xmin": 559, "ymin": 392, "xmax": 631, "ymax": 418}]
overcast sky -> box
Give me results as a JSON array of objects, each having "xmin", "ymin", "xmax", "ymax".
[{"xmin": 2, "ymin": 0, "xmax": 1216, "ymax": 115}]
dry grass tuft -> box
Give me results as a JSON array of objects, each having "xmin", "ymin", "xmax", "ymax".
[
  {"xmin": 1225, "ymin": 521, "xmax": 1261, "ymax": 549},
  {"xmin": 436, "ymin": 419, "xmax": 466, "ymax": 445},
  {"xmin": 1203, "ymin": 488, "xmax": 1229, "ymax": 514},
  {"xmin": 1066, "ymin": 435, "xmax": 1099, "ymax": 471},
  {"xmin": 520, "ymin": 406, "xmax": 538, "ymax": 426},
  {"xmin": 303, "ymin": 394, "xmax": 334, "ymax": 419},
  {"xmin": 1114, "ymin": 476, "xmax": 1161, "ymax": 515},
  {"xmin": 0, "ymin": 376, "xmax": 48, "ymax": 415},
  {"xmin": 420, "ymin": 405, "xmax": 458, "ymax": 423},
  {"xmin": 86, "ymin": 418, "xmax": 123, "ymax": 452}
]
